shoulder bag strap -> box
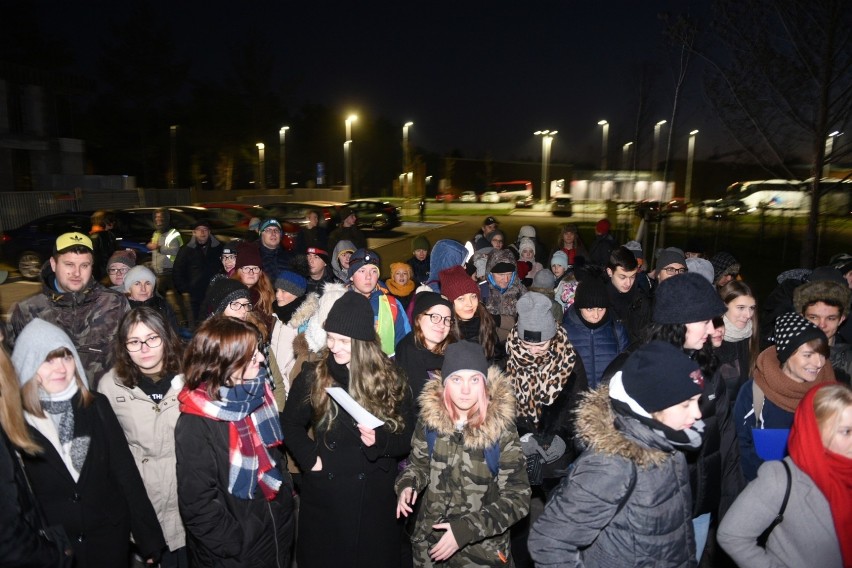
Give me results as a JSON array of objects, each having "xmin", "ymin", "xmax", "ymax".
[{"xmin": 756, "ymin": 460, "xmax": 792, "ymax": 548}]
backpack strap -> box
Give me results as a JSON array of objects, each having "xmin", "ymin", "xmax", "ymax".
[
  {"xmin": 752, "ymin": 381, "xmax": 766, "ymax": 429},
  {"xmin": 424, "ymin": 425, "xmax": 499, "ymax": 477},
  {"xmin": 756, "ymin": 460, "xmax": 792, "ymax": 548}
]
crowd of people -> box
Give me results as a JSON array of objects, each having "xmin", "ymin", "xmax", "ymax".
[{"xmin": 1, "ymin": 208, "xmax": 851, "ymax": 568}]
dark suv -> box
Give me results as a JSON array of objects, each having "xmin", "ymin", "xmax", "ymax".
[{"xmin": 345, "ymin": 199, "xmax": 401, "ymax": 231}]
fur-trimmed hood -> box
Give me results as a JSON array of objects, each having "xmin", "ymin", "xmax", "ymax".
[
  {"xmin": 288, "ymin": 291, "xmax": 320, "ymax": 330},
  {"xmin": 304, "ymin": 282, "xmax": 348, "ymax": 352},
  {"xmin": 574, "ymin": 386, "xmax": 671, "ymax": 468},
  {"xmin": 793, "ymin": 279, "xmax": 851, "ymax": 317},
  {"xmin": 418, "ymin": 367, "xmax": 516, "ymax": 450}
]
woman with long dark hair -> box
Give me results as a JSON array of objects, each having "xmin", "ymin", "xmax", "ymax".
[
  {"xmin": 12, "ymin": 318, "xmax": 165, "ymax": 567},
  {"xmin": 281, "ymin": 292, "xmax": 412, "ymax": 567},
  {"xmin": 98, "ymin": 307, "xmax": 187, "ymax": 566},
  {"xmin": 175, "ymin": 316, "xmax": 295, "ymax": 567},
  {"xmin": 717, "ymin": 280, "xmax": 761, "ymax": 406},
  {"xmin": 439, "ymin": 265, "xmax": 501, "ymax": 364}
]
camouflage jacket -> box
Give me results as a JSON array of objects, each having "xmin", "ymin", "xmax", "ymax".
[
  {"xmin": 9, "ymin": 263, "xmax": 129, "ymax": 389},
  {"xmin": 396, "ymin": 369, "xmax": 531, "ymax": 567}
]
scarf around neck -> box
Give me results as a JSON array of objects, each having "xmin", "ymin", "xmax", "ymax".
[
  {"xmin": 753, "ymin": 346, "xmax": 835, "ymax": 413},
  {"xmin": 506, "ymin": 326, "xmax": 575, "ymax": 424},
  {"xmin": 40, "ymin": 381, "xmax": 90, "ymax": 477},
  {"xmin": 722, "ymin": 314, "xmax": 753, "ymax": 342},
  {"xmin": 386, "ymin": 278, "xmax": 415, "ymax": 298},
  {"xmin": 788, "ymin": 384, "xmax": 852, "ymax": 566},
  {"xmin": 179, "ymin": 368, "xmax": 284, "ymax": 500}
]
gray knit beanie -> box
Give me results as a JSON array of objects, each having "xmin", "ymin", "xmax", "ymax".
[
  {"xmin": 441, "ymin": 340, "xmax": 489, "ymax": 380},
  {"xmin": 516, "ymin": 292, "xmax": 557, "ymax": 342},
  {"xmin": 123, "ymin": 265, "xmax": 157, "ymax": 293},
  {"xmin": 12, "ymin": 318, "xmax": 89, "ymax": 389}
]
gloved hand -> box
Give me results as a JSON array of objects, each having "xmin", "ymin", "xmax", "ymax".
[
  {"xmin": 541, "ymin": 435, "xmax": 566, "ymax": 464},
  {"xmin": 520, "ymin": 433, "xmax": 544, "ymax": 457}
]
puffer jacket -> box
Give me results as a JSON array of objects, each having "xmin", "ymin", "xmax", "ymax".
[
  {"xmin": 175, "ymin": 413, "xmax": 295, "ymax": 567},
  {"xmin": 529, "ymin": 386, "xmax": 697, "ymax": 568},
  {"xmin": 483, "ymin": 249, "xmax": 527, "ymax": 317},
  {"xmin": 426, "ymin": 239, "xmax": 468, "ymax": 292},
  {"xmin": 97, "ymin": 370, "xmax": 185, "ymax": 552},
  {"xmin": 561, "ymin": 306, "xmax": 628, "ymax": 388},
  {"xmin": 9, "ymin": 263, "xmax": 129, "ymax": 388},
  {"xmin": 395, "ymin": 369, "xmax": 531, "ymax": 567}
]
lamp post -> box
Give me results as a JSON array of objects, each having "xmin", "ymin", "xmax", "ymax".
[
  {"xmin": 622, "ymin": 142, "xmax": 633, "ymax": 170},
  {"xmin": 345, "ymin": 114, "xmax": 358, "ymax": 192},
  {"xmin": 534, "ymin": 130, "xmax": 557, "ymax": 205},
  {"xmin": 685, "ymin": 130, "xmax": 698, "ymax": 203},
  {"xmin": 403, "ymin": 121, "xmax": 413, "ymax": 197},
  {"xmin": 278, "ymin": 126, "xmax": 289, "ymax": 190},
  {"xmin": 597, "ymin": 120, "xmax": 609, "ymax": 171},
  {"xmin": 652, "ymin": 120, "xmax": 666, "ymax": 179},
  {"xmin": 256, "ymin": 143, "xmax": 266, "ymax": 189},
  {"xmin": 169, "ymin": 125, "xmax": 177, "ymax": 189},
  {"xmin": 824, "ymin": 130, "xmax": 842, "ymax": 178}
]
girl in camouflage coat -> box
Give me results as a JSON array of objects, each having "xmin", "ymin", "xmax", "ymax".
[{"xmin": 396, "ymin": 341, "xmax": 531, "ymax": 567}]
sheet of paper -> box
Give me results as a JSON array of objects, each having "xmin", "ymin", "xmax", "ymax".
[{"xmin": 325, "ymin": 387, "xmax": 385, "ymax": 429}]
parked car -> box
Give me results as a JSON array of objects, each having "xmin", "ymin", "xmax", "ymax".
[
  {"xmin": 514, "ymin": 195, "xmax": 535, "ymax": 208},
  {"xmin": 700, "ymin": 198, "xmax": 750, "ymax": 220},
  {"xmin": 551, "ymin": 196, "xmax": 574, "ymax": 216},
  {"xmin": 460, "ymin": 191, "xmax": 478, "ymax": 203},
  {"xmin": 198, "ymin": 203, "xmax": 274, "ymax": 228},
  {"xmin": 435, "ymin": 191, "xmax": 457, "ymax": 202},
  {"xmin": 344, "ymin": 199, "xmax": 401, "ymax": 231},
  {"xmin": 480, "ymin": 191, "xmax": 500, "ymax": 203},
  {"xmin": 264, "ymin": 201, "xmax": 344, "ymax": 230}
]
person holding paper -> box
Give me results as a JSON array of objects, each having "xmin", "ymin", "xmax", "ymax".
[
  {"xmin": 281, "ymin": 291, "xmax": 413, "ymax": 568},
  {"xmin": 395, "ymin": 340, "xmax": 531, "ymax": 566}
]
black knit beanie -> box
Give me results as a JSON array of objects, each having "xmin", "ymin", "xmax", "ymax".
[
  {"xmin": 653, "ymin": 272, "xmax": 726, "ymax": 324},
  {"xmin": 324, "ymin": 292, "xmax": 377, "ymax": 341},
  {"xmin": 574, "ymin": 278, "xmax": 610, "ymax": 309},
  {"xmin": 441, "ymin": 340, "xmax": 489, "ymax": 380},
  {"xmin": 412, "ymin": 291, "xmax": 452, "ymax": 317},
  {"xmin": 204, "ymin": 277, "xmax": 250, "ymax": 316},
  {"xmin": 771, "ymin": 311, "xmax": 827, "ymax": 365},
  {"xmin": 619, "ymin": 340, "xmax": 703, "ymax": 413}
]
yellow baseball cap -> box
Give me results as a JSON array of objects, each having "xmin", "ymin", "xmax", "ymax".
[{"xmin": 55, "ymin": 232, "xmax": 93, "ymax": 252}]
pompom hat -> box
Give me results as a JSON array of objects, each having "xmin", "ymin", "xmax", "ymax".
[{"xmin": 772, "ymin": 311, "xmax": 827, "ymax": 364}]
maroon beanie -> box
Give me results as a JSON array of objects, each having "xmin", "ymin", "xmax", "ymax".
[
  {"xmin": 235, "ymin": 241, "xmax": 263, "ymax": 269},
  {"xmin": 439, "ymin": 265, "xmax": 480, "ymax": 302}
]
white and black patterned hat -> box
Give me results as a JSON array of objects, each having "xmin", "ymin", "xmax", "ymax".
[{"xmin": 771, "ymin": 311, "xmax": 827, "ymax": 364}]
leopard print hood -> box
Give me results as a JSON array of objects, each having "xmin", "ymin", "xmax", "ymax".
[{"xmin": 418, "ymin": 367, "xmax": 516, "ymax": 450}]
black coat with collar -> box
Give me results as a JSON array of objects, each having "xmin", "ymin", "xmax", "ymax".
[{"xmin": 21, "ymin": 391, "xmax": 165, "ymax": 567}]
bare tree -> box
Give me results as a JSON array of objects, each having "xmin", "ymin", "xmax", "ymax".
[{"xmin": 669, "ymin": 0, "xmax": 852, "ymax": 267}]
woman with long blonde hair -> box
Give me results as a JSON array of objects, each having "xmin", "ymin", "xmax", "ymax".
[{"xmin": 281, "ymin": 291, "xmax": 412, "ymax": 568}]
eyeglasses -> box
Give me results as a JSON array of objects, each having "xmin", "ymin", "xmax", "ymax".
[
  {"xmin": 662, "ymin": 266, "xmax": 688, "ymax": 275},
  {"xmin": 221, "ymin": 254, "xmax": 236, "ymax": 261},
  {"xmin": 240, "ymin": 266, "xmax": 261, "ymax": 274},
  {"xmin": 108, "ymin": 267, "xmax": 129, "ymax": 275},
  {"xmin": 423, "ymin": 313, "xmax": 454, "ymax": 327},
  {"xmin": 229, "ymin": 301, "xmax": 253, "ymax": 312},
  {"xmin": 262, "ymin": 227, "xmax": 281, "ymax": 234},
  {"xmin": 125, "ymin": 335, "xmax": 163, "ymax": 352}
]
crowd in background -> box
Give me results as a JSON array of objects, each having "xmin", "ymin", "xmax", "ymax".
[{"xmin": 1, "ymin": 208, "xmax": 850, "ymax": 568}]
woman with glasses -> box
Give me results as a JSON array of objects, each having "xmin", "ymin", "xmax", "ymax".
[
  {"xmin": 98, "ymin": 307, "xmax": 187, "ymax": 567},
  {"xmin": 396, "ymin": 292, "xmax": 457, "ymax": 407},
  {"xmin": 106, "ymin": 249, "xmax": 136, "ymax": 290},
  {"xmin": 233, "ymin": 242, "xmax": 276, "ymax": 329},
  {"xmin": 281, "ymin": 292, "xmax": 412, "ymax": 568},
  {"xmin": 219, "ymin": 245, "xmax": 237, "ymax": 277},
  {"xmin": 176, "ymin": 316, "xmax": 295, "ymax": 567},
  {"xmin": 122, "ymin": 265, "xmax": 180, "ymax": 333},
  {"xmin": 11, "ymin": 318, "xmax": 166, "ymax": 567}
]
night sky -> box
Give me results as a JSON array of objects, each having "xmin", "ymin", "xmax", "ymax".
[{"xmin": 32, "ymin": 0, "xmax": 723, "ymax": 167}]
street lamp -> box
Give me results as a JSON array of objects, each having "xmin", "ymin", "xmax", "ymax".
[
  {"xmin": 622, "ymin": 142, "xmax": 633, "ymax": 170},
  {"xmin": 824, "ymin": 130, "xmax": 842, "ymax": 178},
  {"xmin": 169, "ymin": 125, "xmax": 178, "ymax": 189},
  {"xmin": 345, "ymin": 114, "xmax": 358, "ymax": 191},
  {"xmin": 598, "ymin": 120, "xmax": 609, "ymax": 170},
  {"xmin": 403, "ymin": 121, "xmax": 413, "ymax": 197},
  {"xmin": 256, "ymin": 143, "xmax": 265, "ymax": 189},
  {"xmin": 534, "ymin": 130, "xmax": 557, "ymax": 205},
  {"xmin": 685, "ymin": 130, "xmax": 699, "ymax": 203},
  {"xmin": 279, "ymin": 126, "xmax": 289, "ymax": 190},
  {"xmin": 652, "ymin": 120, "xmax": 666, "ymax": 179}
]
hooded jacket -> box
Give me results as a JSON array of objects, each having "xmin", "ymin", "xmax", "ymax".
[
  {"xmin": 395, "ymin": 370, "xmax": 531, "ymax": 567},
  {"xmin": 9, "ymin": 262, "xmax": 130, "ymax": 388},
  {"xmin": 483, "ymin": 249, "xmax": 527, "ymax": 318},
  {"xmin": 97, "ymin": 371, "xmax": 186, "ymax": 552},
  {"xmin": 427, "ymin": 239, "xmax": 469, "ymax": 292},
  {"xmin": 172, "ymin": 234, "xmax": 223, "ymax": 314},
  {"xmin": 331, "ymin": 240, "xmax": 356, "ymax": 283},
  {"xmin": 529, "ymin": 386, "xmax": 697, "ymax": 568}
]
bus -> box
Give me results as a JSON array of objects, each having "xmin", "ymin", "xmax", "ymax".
[
  {"xmin": 724, "ymin": 179, "xmax": 851, "ymax": 215},
  {"xmin": 484, "ymin": 180, "xmax": 533, "ymax": 203}
]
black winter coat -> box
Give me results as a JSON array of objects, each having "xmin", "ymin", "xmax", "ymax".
[
  {"xmin": 0, "ymin": 427, "xmax": 68, "ymax": 567},
  {"xmin": 21, "ymin": 392, "xmax": 165, "ymax": 567},
  {"xmin": 281, "ymin": 360, "xmax": 413, "ymax": 568},
  {"xmin": 394, "ymin": 332, "xmax": 444, "ymax": 408},
  {"xmin": 175, "ymin": 413, "xmax": 295, "ymax": 567},
  {"xmin": 172, "ymin": 236, "xmax": 223, "ymax": 317}
]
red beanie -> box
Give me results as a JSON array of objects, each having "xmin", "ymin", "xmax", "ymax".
[
  {"xmin": 235, "ymin": 241, "xmax": 263, "ymax": 270},
  {"xmin": 439, "ymin": 265, "xmax": 480, "ymax": 302},
  {"xmin": 595, "ymin": 218, "xmax": 611, "ymax": 235}
]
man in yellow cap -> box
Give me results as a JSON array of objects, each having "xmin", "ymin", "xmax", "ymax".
[{"xmin": 8, "ymin": 232, "xmax": 129, "ymax": 388}]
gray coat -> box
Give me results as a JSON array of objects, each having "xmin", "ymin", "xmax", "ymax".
[
  {"xmin": 717, "ymin": 457, "xmax": 842, "ymax": 568},
  {"xmin": 529, "ymin": 386, "xmax": 696, "ymax": 568}
]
